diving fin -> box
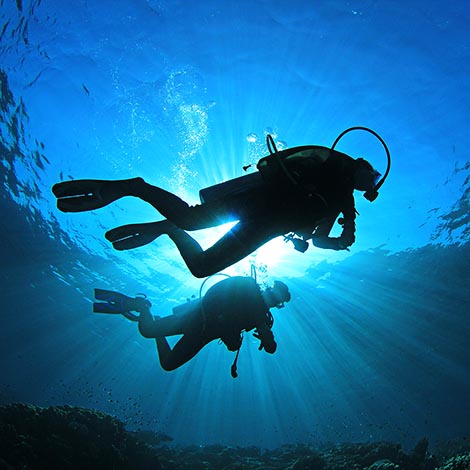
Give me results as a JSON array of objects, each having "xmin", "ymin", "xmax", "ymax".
[
  {"xmin": 105, "ymin": 220, "xmax": 174, "ymax": 251},
  {"xmin": 93, "ymin": 288, "xmax": 134, "ymax": 314},
  {"xmin": 93, "ymin": 288, "xmax": 151, "ymax": 318},
  {"xmin": 52, "ymin": 178, "xmax": 142, "ymax": 213}
]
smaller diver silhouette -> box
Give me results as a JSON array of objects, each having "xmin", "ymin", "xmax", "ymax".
[
  {"xmin": 53, "ymin": 127, "xmax": 391, "ymax": 278},
  {"xmin": 93, "ymin": 276, "xmax": 291, "ymax": 377}
]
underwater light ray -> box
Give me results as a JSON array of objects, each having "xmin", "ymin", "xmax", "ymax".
[
  {"xmin": 1, "ymin": 0, "xmax": 470, "ymax": 454},
  {"xmin": 263, "ymin": 270, "xmax": 453, "ymax": 442},
  {"xmin": 301, "ymin": 267, "xmax": 468, "ymax": 420},
  {"xmin": 153, "ymin": 343, "xmax": 251, "ymax": 445}
]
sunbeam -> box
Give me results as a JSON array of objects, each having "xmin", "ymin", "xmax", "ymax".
[{"xmin": 1, "ymin": 1, "xmax": 469, "ymax": 464}]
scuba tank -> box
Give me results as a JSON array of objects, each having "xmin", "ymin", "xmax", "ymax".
[
  {"xmin": 199, "ymin": 171, "xmax": 263, "ymax": 203},
  {"xmin": 198, "ymin": 140, "xmax": 332, "ymax": 203},
  {"xmin": 172, "ymin": 298, "xmax": 202, "ymax": 316},
  {"xmin": 258, "ymin": 128, "xmax": 391, "ymax": 196},
  {"xmin": 171, "ymin": 273, "xmax": 232, "ymax": 318},
  {"xmin": 256, "ymin": 139, "xmax": 331, "ymax": 186},
  {"xmin": 200, "ymin": 128, "xmax": 391, "ymax": 203}
]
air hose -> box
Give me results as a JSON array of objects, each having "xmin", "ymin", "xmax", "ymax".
[
  {"xmin": 266, "ymin": 134, "xmax": 298, "ymax": 185},
  {"xmin": 266, "ymin": 127, "xmax": 391, "ymax": 193},
  {"xmin": 331, "ymin": 126, "xmax": 391, "ymax": 192}
]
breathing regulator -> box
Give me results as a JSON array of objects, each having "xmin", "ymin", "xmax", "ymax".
[{"xmin": 269, "ymin": 126, "xmax": 391, "ymax": 252}]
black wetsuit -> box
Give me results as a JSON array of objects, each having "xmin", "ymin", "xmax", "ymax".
[
  {"xmin": 128, "ymin": 147, "xmax": 357, "ymax": 277},
  {"xmin": 202, "ymin": 276, "xmax": 275, "ymax": 351},
  {"xmin": 293, "ymin": 148, "xmax": 357, "ymax": 250},
  {"xmin": 139, "ymin": 276, "xmax": 276, "ymax": 371}
]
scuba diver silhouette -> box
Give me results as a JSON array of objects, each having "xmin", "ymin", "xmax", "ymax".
[
  {"xmin": 53, "ymin": 127, "xmax": 391, "ymax": 278},
  {"xmin": 93, "ymin": 276, "xmax": 291, "ymax": 377}
]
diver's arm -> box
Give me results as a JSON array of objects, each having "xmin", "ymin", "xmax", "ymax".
[
  {"xmin": 311, "ymin": 196, "xmax": 356, "ymax": 251},
  {"xmin": 254, "ymin": 322, "xmax": 277, "ymax": 354}
]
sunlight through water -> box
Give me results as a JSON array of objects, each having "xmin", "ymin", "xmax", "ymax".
[{"xmin": 1, "ymin": 0, "xmax": 469, "ymax": 454}]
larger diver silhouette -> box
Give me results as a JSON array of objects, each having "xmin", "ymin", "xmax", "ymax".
[{"xmin": 53, "ymin": 127, "xmax": 391, "ymax": 278}]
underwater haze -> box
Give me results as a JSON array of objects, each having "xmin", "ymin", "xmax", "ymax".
[{"xmin": 1, "ymin": 0, "xmax": 469, "ymax": 450}]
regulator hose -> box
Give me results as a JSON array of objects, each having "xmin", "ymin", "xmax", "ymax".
[{"xmin": 331, "ymin": 126, "xmax": 391, "ymax": 192}]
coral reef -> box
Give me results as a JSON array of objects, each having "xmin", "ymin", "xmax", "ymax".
[
  {"xmin": 0, "ymin": 403, "xmax": 468, "ymax": 469},
  {"xmin": 0, "ymin": 403, "xmax": 159, "ymax": 469}
]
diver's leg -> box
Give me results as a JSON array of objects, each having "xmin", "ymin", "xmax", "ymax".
[
  {"xmin": 127, "ymin": 179, "xmax": 236, "ymax": 230},
  {"xmin": 167, "ymin": 220, "xmax": 278, "ymax": 278},
  {"xmin": 138, "ymin": 311, "xmax": 189, "ymax": 338},
  {"xmin": 138, "ymin": 299, "xmax": 203, "ymax": 338},
  {"xmin": 155, "ymin": 335, "xmax": 207, "ymax": 371}
]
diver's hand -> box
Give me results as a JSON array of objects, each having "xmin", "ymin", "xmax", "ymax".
[
  {"xmin": 253, "ymin": 332, "xmax": 264, "ymax": 350},
  {"xmin": 253, "ymin": 332, "xmax": 269, "ymax": 351},
  {"xmin": 338, "ymin": 219, "xmax": 355, "ymax": 250},
  {"xmin": 253, "ymin": 331, "xmax": 276, "ymax": 353}
]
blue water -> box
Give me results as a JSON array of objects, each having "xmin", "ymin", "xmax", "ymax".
[{"xmin": 1, "ymin": 0, "xmax": 469, "ymax": 449}]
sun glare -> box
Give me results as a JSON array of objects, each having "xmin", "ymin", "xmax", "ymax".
[{"xmin": 190, "ymin": 222, "xmax": 335, "ymax": 280}]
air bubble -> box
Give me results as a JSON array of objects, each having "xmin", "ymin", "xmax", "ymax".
[{"xmin": 264, "ymin": 127, "xmax": 277, "ymax": 138}]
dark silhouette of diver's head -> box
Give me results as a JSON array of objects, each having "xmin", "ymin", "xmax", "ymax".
[
  {"xmin": 262, "ymin": 281, "xmax": 291, "ymax": 309},
  {"xmin": 353, "ymin": 158, "xmax": 381, "ymax": 194}
]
